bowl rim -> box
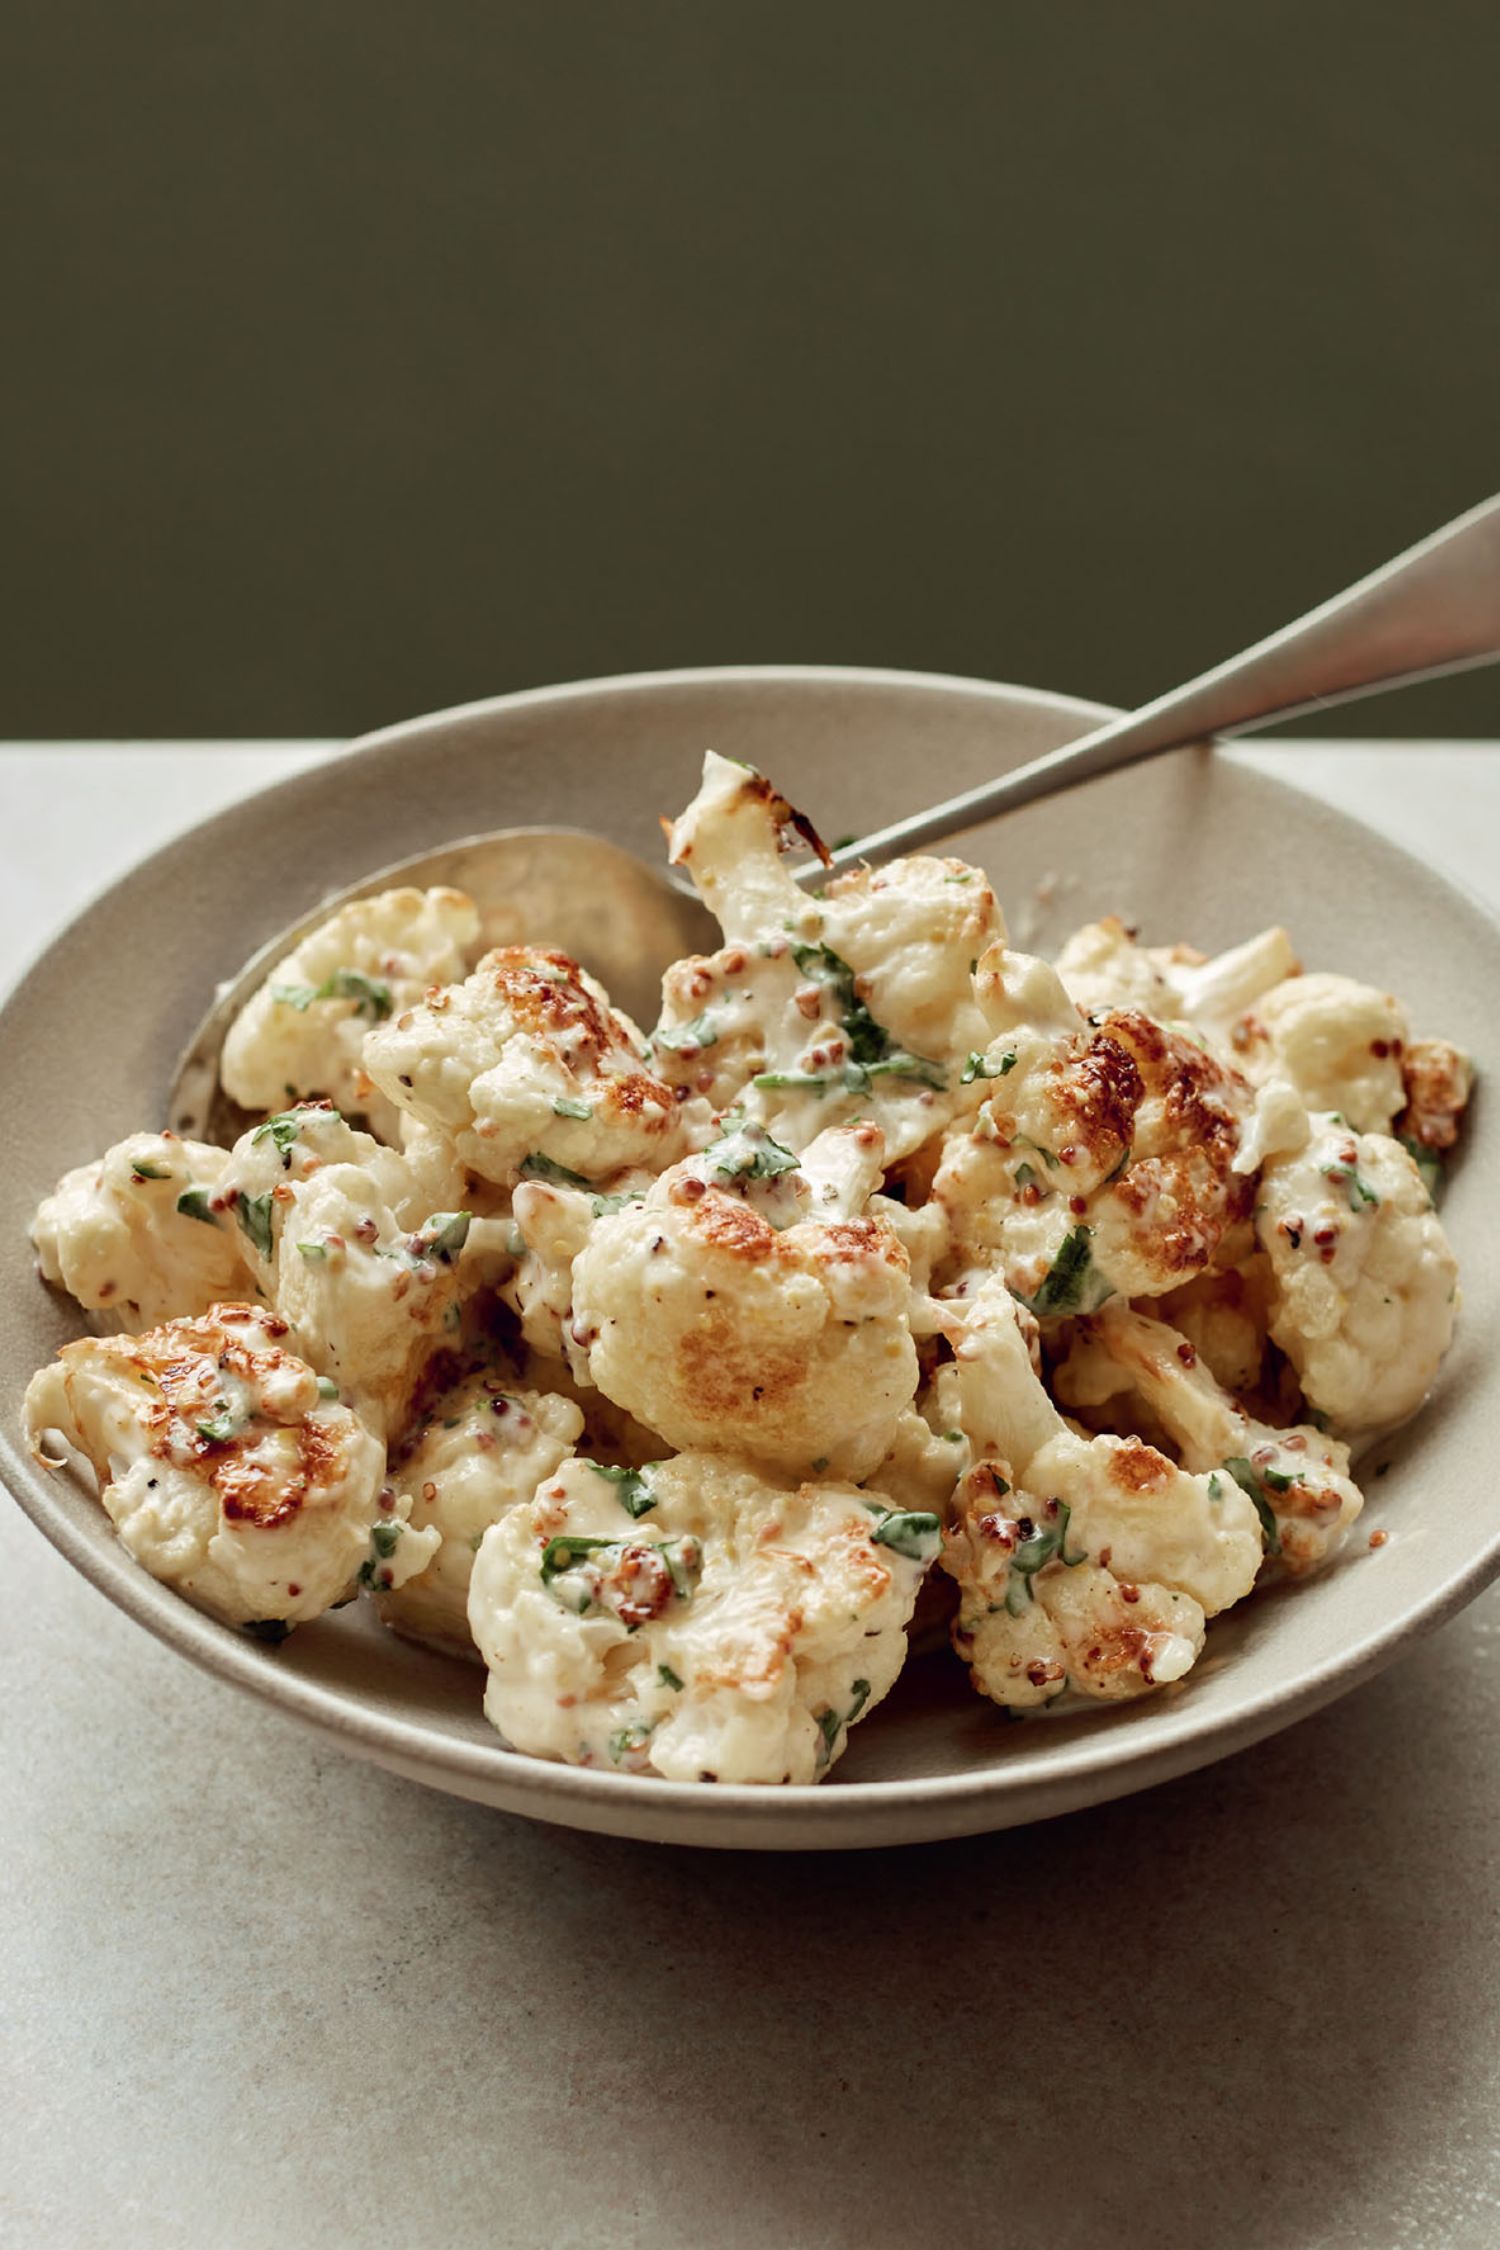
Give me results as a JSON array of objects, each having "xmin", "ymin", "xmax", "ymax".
[{"xmin": 4, "ymin": 660, "xmax": 1497, "ymax": 1843}]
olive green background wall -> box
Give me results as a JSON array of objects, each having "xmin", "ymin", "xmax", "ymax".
[{"xmin": 7, "ymin": 2, "xmax": 1497, "ymax": 738}]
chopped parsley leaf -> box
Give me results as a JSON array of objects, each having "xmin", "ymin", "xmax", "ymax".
[
  {"xmin": 1321, "ymin": 1160, "xmax": 1379, "ymax": 1212},
  {"xmin": 130, "ymin": 1159, "xmax": 170, "ymax": 1181},
  {"xmin": 271, "ymin": 968, "xmax": 393, "ymax": 1020},
  {"xmin": 176, "ymin": 1187, "xmax": 218, "ymax": 1226},
  {"xmin": 251, "ymin": 1110, "xmax": 306, "ymax": 1153},
  {"xmin": 657, "ymin": 1663, "xmax": 685, "ymax": 1691},
  {"xmin": 654, "ymin": 1010, "xmax": 721, "ymax": 1054},
  {"xmin": 961, "ymin": 1050, "xmax": 1017, "ymax": 1085},
  {"xmin": 552, "ymin": 1097, "xmax": 594, "ymax": 1120},
  {"xmin": 519, "ymin": 1152, "xmax": 593, "ymax": 1190},
  {"xmin": 236, "ymin": 1191, "xmax": 275, "ymax": 1260},
  {"xmin": 865, "ymin": 1503, "xmax": 943, "ymax": 1564},
  {"xmin": 1222, "ymin": 1456, "xmax": 1285, "ymax": 1555},
  {"xmin": 1022, "ymin": 1226, "xmax": 1113, "ymax": 1319},
  {"xmin": 585, "ymin": 1459, "xmax": 658, "ymax": 1518}
]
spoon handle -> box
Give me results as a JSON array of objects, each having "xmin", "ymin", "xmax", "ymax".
[{"xmin": 813, "ymin": 492, "xmax": 1500, "ymax": 883}]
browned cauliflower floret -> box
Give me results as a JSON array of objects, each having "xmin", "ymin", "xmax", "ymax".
[
  {"xmin": 1396, "ymin": 1037, "xmax": 1474, "ymax": 1173},
  {"xmin": 1254, "ymin": 1113, "xmax": 1459, "ymax": 1434},
  {"xmin": 31, "ymin": 1131, "xmax": 253, "ymax": 1330},
  {"xmin": 221, "ymin": 886, "xmax": 479, "ymax": 1136},
  {"xmin": 363, "ymin": 945, "xmax": 691, "ymax": 1186},
  {"xmin": 1229, "ymin": 971, "xmax": 1409, "ymax": 1133},
  {"xmin": 376, "ymin": 1368, "xmax": 585, "ymax": 1657},
  {"xmin": 467, "ymin": 1451, "xmax": 939, "ymax": 1783},
  {"xmin": 569, "ymin": 1120, "xmax": 918, "ymax": 1479},
  {"xmin": 934, "ymin": 947, "xmax": 1281, "ymax": 1315},
  {"xmin": 653, "ymin": 752, "xmax": 1000, "ymax": 1160},
  {"xmin": 1055, "ymin": 917, "xmax": 1298, "ymax": 1045},
  {"xmin": 1053, "ymin": 1303, "xmax": 1364, "ymax": 1574},
  {"xmin": 936, "ymin": 1276, "xmax": 1263, "ymax": 1710},
  {"xmin": 218, "ymin": 1103, "xmax": 492, "ymax": 1437},
  {"xmin": 21, "ymin": 1303, "xmax": 427, "ymax": 1630}
]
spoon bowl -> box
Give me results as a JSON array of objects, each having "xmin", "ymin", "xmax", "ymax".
[{"xmin": 169, "ymin": 825, "xmax": 718, "ymax": 1143}]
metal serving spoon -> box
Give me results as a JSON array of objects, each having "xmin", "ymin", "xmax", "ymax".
[{"xmin": 171, "ymin": 493, "xmax": 1500, "ymax": 1144}]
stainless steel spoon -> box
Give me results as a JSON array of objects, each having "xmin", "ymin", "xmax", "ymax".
[{"xmin": 171, "ymin": 492, "xmax": 1500, "ymax": 1144}]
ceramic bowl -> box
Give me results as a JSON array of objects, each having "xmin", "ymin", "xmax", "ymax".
[{"xmin": 1, "ymin": 667, "xmax": 1493, "ymax": 1849}]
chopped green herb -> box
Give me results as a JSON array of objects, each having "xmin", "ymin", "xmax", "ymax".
[
  {"xmin": 519, "ymin": 1152, "xmax": 593, "ymax": 1190},
  {"xmin": 1014, "ymin": 1161, "xmax": 1039, "ymax": 1193},
  {"xmin": 591, "ymin": 1187, "xmax": 646, "ymax": 1218},
  {"xmin": 176, "ymin": 1187, "xmax": 218, "ymax": 1226},
  {"xmin": 540, "ymin": 1533, "xmax": 702, "ymax": 1619},
  {"xmin": 711, "ymin": 1121, "xmax": 799, "ymax": 1181},
  {"xmin": 609, "ymin": 1724, "xmax": 653, "ymax": 1765},
  {"xmin": 357, "ymin": 1516, "xmax": 408, "ymax": 1588},
  {"xmin": 817, "ymin": 1677, "xmax": 873, "ymax": 1758},
  {"xmin": 788, "ymin": 941, "xmax": 946, "ymax": 1088},
  {"xmin": 1322, "ymin": 1161, "xmax": 1379, "ymax": 1212},
  {"xmin": 654, "ymin": 1010, "xmax": 720, "ymax": 1054},
  {"xmin": 865, "ymin": 1503, "xmax": 944, "ymax": 1564},
  {"xmin": 1023, "ymin": 1227, "xmax": 1113, "ymax": 1319},
  {"xmin": 1016, "ymin": 1135, "xmax": 1060, "ymax": 1170},
  {"xmin": 271, "ymin": 968, "xmax": 393, "ymax": 1020},
  {"xmin": 130, "ymin": 1159, "xmax": 170, "ymax": 1181},
  {"xmin": 236, "ymin": 1191, "xmax": 275, "ymax": 1260},
  {"xmin": 251, "ymin": 1110, "xmax": 306, "ymax": 1153},
  {"xmin": 297, "ymin": 1240, "xmax": 330, "ymax": 1262},
  {"xmin": 657, "ymin": 1663, "xmax": 685, "ymax": 1692},
  {"xmin": 1400, "ymin": 1135, "xmax": 1443, "ymax": 1202},
  {"xmin": 552, "ymin": 1097, "xmax": 594, "ymax": 1120},
  {"xmin": 406, "ymin": 1211, "xmax": 472, "ymax": 1266},
  {"xmin": 315, "ymin": 1376, "xmax": 340, "ymax": 1402},
  {"xmin": 961, "ymin": 1050, "xmax": 1016, "ymax": 1085},
  {"xmin": 1222, "ymin": 1457, "xmax": 1285, "ymax": 1555},
  {"xmin": 1208, "ymin": 1472, "xmax": 1224, "ymax": 1500},
  {"xmin": 1002, "ymin": 1502, "xmax": 1086, "ymax": 1613},
  {"xmin": 585, "ymin": 1459, "xmax": 658, "ymax": 1518},
  {"xmin": 753, "ymin": 1069, "xmax": 833, "ymax": 1093},
  {"xmin": 942, "ymin": 1430, "xmax": 965, "ymax": 1445}
]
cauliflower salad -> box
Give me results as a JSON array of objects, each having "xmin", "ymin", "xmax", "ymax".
[{"xmin": 22, "ymin": 753, "xmax": 1473, "ymax": 1785}]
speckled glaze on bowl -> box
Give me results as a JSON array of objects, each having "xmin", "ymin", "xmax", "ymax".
[{"xmin": 1, "ymin": 667, "xmax": 1494, "ymax": 1850}]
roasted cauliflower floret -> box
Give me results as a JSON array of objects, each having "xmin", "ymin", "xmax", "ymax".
[
  {"xmin": 221, "ymin": 887, "xmax": 479, "ymax": 1133},
  {"xmin": 363, "ymin": 944, "xmax": 689, "ymax": 1187},
  {"xmin": 945, "ymin": 1461, "xmax": 1207, "ymax": 1709},
  {"xmin": 569, "ymin": 1121, "xmax": 917, "ymax": 1479},
  {"xmin": 1055, "ymin": 917, "xmax": 1298, "ymax": 1045},
  {"xmin": 31, "ymin": 1131, "xmax": 252, "ymax": 1330},
  {"xmin": 1054, "ymin": 1303, "xmax": 1364, "ymax": 1574},
  {"xmin": 468, "ymin": 1451, "xmax": 938, "ymax": 1782},
  {"xmin": 654, "ymin": 752, "xmax": 999, "ymax": 1160},
  {"xmin": 1397, "ymin": 1037, "xmax": 1474, "ymax": 1173},
  {"xmin": 1153, "ymin": 1256, "xmax": 1277, "ymax": 1398},
  {"xmin": 936, "ymin": 1275, "xmax": 1263, "ymax": 1709},
  {"xmin": 219, "ymin": 1105, "xmax": 479, "ymax": 1435},
  {"xmin": 1231, "ymin": 971, "xmax": 1408, "ymax": 1132},
  {"xmin": 936, "ymin": 950, "xmax": 1274, "ymax": 1314},
  {"xmin": 376, "ymin": 1369, "xmax": 584, "ymax": 1657},
  {"xmin": 21, "ymin": 1303, "xmax": 426, "ymax": 1630},
  {"xmin": 1255, "ymin": 1114, "xmax": 1459, "ymax": 1433}
]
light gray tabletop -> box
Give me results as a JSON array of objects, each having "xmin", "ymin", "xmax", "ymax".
[{"xmin": 4, "ymin": 742, "xmax": 1498, "ymax": 2250}]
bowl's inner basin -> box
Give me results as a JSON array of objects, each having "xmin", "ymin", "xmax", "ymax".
[{"xmin": 1, "ymin": 671, "xmax": 1492, "ymax": 1828}]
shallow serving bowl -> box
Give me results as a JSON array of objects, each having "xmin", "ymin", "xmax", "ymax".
[{"xmin": 1, "ymin": 666, "xmax": 1494, "ymax": 1850}]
